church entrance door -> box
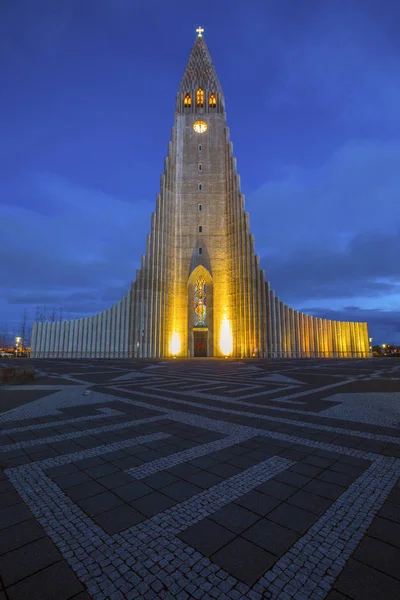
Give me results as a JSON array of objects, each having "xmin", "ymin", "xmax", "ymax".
[{"xmin": 193, "ymin": 330, "xmax": 207, "ymax": 357}]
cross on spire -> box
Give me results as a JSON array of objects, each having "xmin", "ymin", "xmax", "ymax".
[{"xmin": 196, "ymin": 26, "xmax": 204, "ymax": 37}]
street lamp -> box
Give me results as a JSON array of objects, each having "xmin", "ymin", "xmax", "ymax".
[
  {"xmin": 369, "ymin": 337, "xmax": 373, "ymax": 357},
  {"xmin": 15, "ymin": 336, "xmax": 21, "ymax": 357}
]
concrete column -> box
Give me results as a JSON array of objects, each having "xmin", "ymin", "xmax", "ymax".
[
  {"xmin": 269, "ymin": 290, "xmax": 276, "ymax": 358},
  {"xmin": 327, "ymin": 320, "xmax": 333, "ymax": 358},
  {"xmin": 75, "ymin": 319, "xmax": 82, "ymax": 359},
  {"xmin": 39, "ymin": 323, "xmax": 45, "ymax": 358},
  {"xmin": 95, "ymin": 313, "xmax": 101, "ymax": 358},
  {"xmin": 65, "ymin": 321, "xmax": 72, "ymax": 358},
  {"xmin": 123, "ymin": 292, "xmax": 130, "ymax": 357},
  {"xmin": 321, "ymin": 319, "xmax": 327, "ymax": 358},
  {"xmin": 99, "ymin": 312, "xmax": 105, "ymax": 358},
  {"xmin": 85, "ymin": 317, "xmax": 91, "ymax": 358},
  {"xmin": 279, "ymin": 301, "xmax": 286, "ymax": 358},
  {"xmin": 290, "ymin": 308, "xmax": 296, "ymax": 357},
  {"xmin": 91, "ymin": 314, "xmax": 98, "ymax": 358},
  {"xmin": 120, "ymin": 297, "xmax": 126, "ymax": 359},
  {"xmin": 109, "ymin": 305, "xmax": 116, "ymax": 359},
  {"xmin": 293, "ymin": 310, "xmax": 298, "ymax": 357},
  {"xmin": 43, "ymin": 323, "xmax": 50, "ymax": 358},
  {"xmin": 106, "ymin": 310, "xmax": 111, "ymax": 358},
  {"xmin": 300, "ymin": 314, "xmax": 307, "ymax": 358},
  {"xmin": 82, "ymin": 318, "xmax": 88, "ymax": 358},
  {"xmin": 344, "ymin": 322, "xmax": 350, "ymax": 357},
  {"xmin": 285, "ymin": 306, "xmax": 291, "ymax": 358},
  {"xmin": 115, "ymin": 301, "xmax": 121, "ymax": 358},
  {"xmin": 49, "ymin": 323, "xmax": 54, "ymax": 357},
  {"xmin": 298, "ymin": 313, "xmax": 303, "ymax": 357},
  {"xmin": 275, "ymin": 297, "xmax": 281, "ymax": 357},
  {"xmin": 336, "ymin": 322, "xmax": 342, "ymax": 358},
  {"xmin": 69, "ymin": 320, "xmax": 75, "ymax": 359},
  {"xmin": 53, "ymin": 322, "xmax": 60, "ymax": 358},
  {"xmin": 126, "ymin": 291, "xmax": 132, "ymax": 358},
  {"xmin": 316, "ymin": 318, "xmax": 322, "ymax": 357},
  {"xmin": 58, "ymin": 321, "xmax": 65, "ymax": 358},
  {"xmin": 309, "ymin": 317, "xmax": 314, "ymax": 358}
]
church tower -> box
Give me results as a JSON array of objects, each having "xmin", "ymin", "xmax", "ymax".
[
  {"xmin": 30, "ymin": 29, "xmax": 370, "ymax": 359},
  {"xmin": 133, "ymin": 27, "xmax": 264, "ymax": 357}
]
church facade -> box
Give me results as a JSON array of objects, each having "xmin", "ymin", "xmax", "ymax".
[{"xmin": 31, "ymin": 31, "xmax": 370, "ymax": 359}]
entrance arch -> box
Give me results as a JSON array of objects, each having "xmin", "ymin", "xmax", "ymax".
[{"xmin": 188, "ymin": 265, "xmax": 213, "ymax": 357}]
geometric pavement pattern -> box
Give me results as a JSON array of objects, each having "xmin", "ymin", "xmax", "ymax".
[{"xmin": 1, "ymin": 357, "xmax": 400, "ymax": 600}]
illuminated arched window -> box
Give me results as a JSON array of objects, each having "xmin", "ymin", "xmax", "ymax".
[
  {"xmin": 209, "ymin": 93, "xmax": 217, "ymax": 108},
  {"xmin": 194, "ymin": 275, "xmax": 206, "ymax": 326},
  {"xmin": 184, "ymin": 93, "xmax": 192, "ymax": 107},
  {"xmin": 196, "ymin": 88, "xmax": 204, "ymax": 107}
]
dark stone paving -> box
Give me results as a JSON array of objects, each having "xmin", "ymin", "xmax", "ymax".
[{"xmin": 0, "ymin": 357, "xmax": 399, "ymax": 598}]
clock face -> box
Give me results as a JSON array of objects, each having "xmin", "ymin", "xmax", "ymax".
[{"xmin": 193, "ymin": 120, "xmax": 208, "ymax": 134}]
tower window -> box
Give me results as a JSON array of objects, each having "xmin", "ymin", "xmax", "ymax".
[
  {"xmin": 196, "ymin": 88, "xmax": 204, "ymax": 107},
  {"xmin": 209, "ymin": 93, "xmax": 217, "ymax": 108},
  {"xmin": 198, "ymin": 225, "xmax": 202, "ymax": 232},
  {"xmin": 198, "ymin": 164, "xmax": 202, "ymax": 171},
  {"xmin": 198, "ymin": 204, "xmax": 202, "ymax": 211},
  {"xmin": 198, "ymin": 144, "xmax": 202, "ymax": 152},
  {"xmin": 198, "ymin": 247, "xmax": 203, "ymax": 255},
  {"xmin": 184, "ymin": 93, "xmax": 192, "ymax": 107},
  {"xmin": 198, "ymin": 183, "xmax": 202, "ymax": 191}
]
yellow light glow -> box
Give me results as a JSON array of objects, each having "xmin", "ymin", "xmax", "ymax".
[
  {"xmin": 219, "ymin": 315, "xmax": 233, "ymax": 356},
  {"xmin": 170, "ymin": 332, "xmax": 181, "ymax": 356}
]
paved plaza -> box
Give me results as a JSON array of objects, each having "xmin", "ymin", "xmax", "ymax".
[{"xmin": 1, "ymin": 358, "xmax": 400, "ymax": 600}]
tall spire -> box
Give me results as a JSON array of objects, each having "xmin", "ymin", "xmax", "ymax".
[{"xmin": 176, "ymin": 28, "xmax": 224, "ymax": 114}]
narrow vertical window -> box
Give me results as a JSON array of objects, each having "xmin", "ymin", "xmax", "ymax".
[
  {"xmin": 198, "ymin": 204, "xmax": 202, "ymax": 211},
  {"xmin": 198, "ymin": 247, "xmax": 202, "ymax": 255},
  {"xmin": 184, "ymin": 93, "xmax": 192, "ymax": 107},
  {"xmin": 194, "ymin": 275, "xmax": 207, "ymax": 327},
  {"xmin": 198, "ymin": 144, "xmax": 202, "ymax": 152},
  {"xmin": 209, "ymin": 93, "xmax": 217, "ymax": 108},
  {"xmin": 198, "ymin": 183, "xmax": 202, "ymax": 191},
  {"xmin": 198, "ymin": 225, "xmax": 202, "ymax": 232},
  {"xmin": 198, "ymin": 164, "xmax": 202, "ymax": 171},
  {"xmin": 196, "ymin": 88, "xmax": 204, "ymax": 107}
]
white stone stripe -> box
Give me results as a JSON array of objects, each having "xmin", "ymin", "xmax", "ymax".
[
  {"xmin": 6, "ymin": 448, "xmax": 294, "ymax": 599},
  {"xmin": 254, "ymin": 456, "xmax": 400, "ymax": 600},
  {"xmin": 138, "ymin": 455, "xmax": 294, "ymax": 535},
  {"xmin": 39, "ymin": 430, "xmax": 170, "ymax": 469},
  {"xmin": 111, "ymin": 386, "xmax": 400, "ymax": 445},
  {"xmin": 0, "ymin": 408, "xmax": 120, "ymax": 436},
  {"xmin": 0, "ymin": 415, "xmax": 165, "ymax": 452},
  {"xmin": 126, "ymin": 431, "xmax": 256, "ymax": 479}
]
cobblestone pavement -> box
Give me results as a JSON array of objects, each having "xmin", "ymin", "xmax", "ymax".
[{"xmin": 1, "ymin": 357, "xmax": 400, "ymax": 599}]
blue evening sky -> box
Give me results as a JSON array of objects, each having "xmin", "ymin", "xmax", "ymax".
[{"xmin": 1, "ymin": 0, "xmax": 399, "ymax": 344}]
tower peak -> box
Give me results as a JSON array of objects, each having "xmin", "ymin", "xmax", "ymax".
[{"xmin": 177, "ymin": 31, "xmax": 224, "ymax": 114}]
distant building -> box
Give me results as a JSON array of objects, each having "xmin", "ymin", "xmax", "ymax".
[{"xmin": 31, "ymin": 30, "xmax": 369, "ymax": 359}]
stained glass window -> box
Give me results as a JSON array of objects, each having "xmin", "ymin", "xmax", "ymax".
[
  {"xmin": 194, "ymin": 275, "xmax": 207, "ymax": 327},
  {"xmin": 196, "ymin": 88, "xmax": 204, "ymax": 107},
  {"xmin": 184, "ymin": 93, "xmax": 192, "ymax": 107},
  {"xmin": 209, "ymin": 93, "xmax": 217, "ymax": 107}
]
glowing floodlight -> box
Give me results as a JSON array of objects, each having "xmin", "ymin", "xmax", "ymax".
[
  {"xmin": 170, "ymin": 332, "xmax": 181, "ymax": 356},
  {"xmin": 219, "ymin": 314, "xmax": 233, "ymax": 356}
]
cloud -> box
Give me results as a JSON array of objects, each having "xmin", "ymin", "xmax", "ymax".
[
  {"xmin": 0, "ymin": 172, "xmax": 152, "ymax": 321},
  {"xmin": 248, "ymin": 138, "xmax": 400, "ymax": 302}
]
